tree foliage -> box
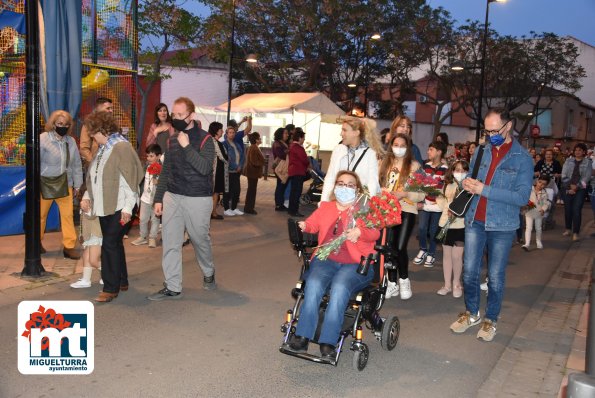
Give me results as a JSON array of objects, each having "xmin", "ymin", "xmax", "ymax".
[
  {"xmin": 136, "ymin": 0, "xmax": 203, "ymax": 147},
  {"xmin": 195, "ymin": 1, "xmax": 587, "ymax": 139}
]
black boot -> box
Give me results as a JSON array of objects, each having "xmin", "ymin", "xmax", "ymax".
[
  {"xmin": 288, "ymin": 335, "xmax": 309, "ymax": 352},
  {"xmin": 319, "ymin": 343, "xmax": 336, "ymax": 358}
]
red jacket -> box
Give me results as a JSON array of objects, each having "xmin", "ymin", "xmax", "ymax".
[
  {"xmin": 288, "ymin": 142, "xmax": 309, "ymax": 177},
  {"xmin": 303, "ymin": 201, "xmax": 380, "ymax": 264}
]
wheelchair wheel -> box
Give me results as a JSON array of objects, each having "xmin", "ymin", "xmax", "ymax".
[
  {"xmin": 300, "ymin": 194, "xmax": 312, "ymax": 206},
  {"xmin": 352, "ymin": 344, "xmax": 369, "ymax": 371},
  {"xmin": 381, "ymin": 316, "xmax": 400, "ymax": 351}
]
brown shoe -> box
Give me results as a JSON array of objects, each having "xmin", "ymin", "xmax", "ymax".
[
  {"xmin": 94, "ymin": 292, "xmax": 118, "ymax": 303},
  {"xmin": 63, "ymin": 247, "xmax": 81, "ymax": 260},
  {"xmin": 120, "ymin": 284, "xmax": 129, "ymax": 291}
]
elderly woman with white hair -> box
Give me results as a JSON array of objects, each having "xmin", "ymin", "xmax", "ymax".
[{"xmin": 40, "ymin": 110, "xmax": 83, "ymax": 259}]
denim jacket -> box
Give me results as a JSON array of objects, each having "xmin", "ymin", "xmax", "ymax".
[
  {"xmin": 561, "ymin": 157, "xmax": 592, "ymax": 190},
  {"xmin": 465, "ymin": 140, "xmax": 534, "ymax": 231},
  {"xmin": 223, "ymin": 130, "xmax": 246, "ymax": 172}
]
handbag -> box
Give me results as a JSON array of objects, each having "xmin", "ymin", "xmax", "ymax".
[
  {"xmin": 274, "ymin": 158, "xmax": 289, "ymax": 184},
  {"xmin": 41, "ymin": 173, "xmax": 69, "ymax": 199},
  {"xmin": 40, "ymin": 141, "xmax": 70, "ymax": 199},
  {"xmin": 449, "ymin": 145, "xmax": 484, "ymax": 217}
]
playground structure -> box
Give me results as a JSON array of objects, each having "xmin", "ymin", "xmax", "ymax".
[{"xmin": 0, "ymin": 0, "xmax": 138, "ymax": 166}]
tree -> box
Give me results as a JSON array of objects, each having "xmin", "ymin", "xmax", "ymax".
[
  {"xmin": 136, "ymin": 0, "xmax": 203, "ymax": 149},
  {"xmin": 449, "ymin": 26, "xmax": 586, "ymax": 139},
  {"xmin": 200, "ymin": 0, "xmax": 430, "ymax": 108}
]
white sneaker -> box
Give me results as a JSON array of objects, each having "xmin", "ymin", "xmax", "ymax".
[
  {"xmin": 100, "ymin": 279, "xmax": 104, "ymax": 285},
  {"xmin": 131, "ymin": 237, "xmax": 148, "ymax": 246},
  {"xmin": 385, "ymin": 281, "xmax": 399, "ymax": 299},
  {"xmin": 70, "ymin": 279, "xmax": 91, "ymax": 289},
  {"xmin": 424, "ymin": 255, "xmax": 435, "ymax": 268},
  {"xmin": 536, "ymin": 241, "xmax": 543, "ymax": 249},
  {"xmin": 224, "ymin": 209, "xmax": 236, "ymax": 217},
  {"xmin": 399, "ymin": 278, "xmax": 412, "ymax": 300},
  {"xmin": 148, "ymin": 238, "xmax": 157, "ymax": 248},
  {"xmin": 480, "ymin": 280, "xmax": 488, "ymax": 291},
  {"xmin": 413, "ymin": 250, "xmax": 427, "ymax": 265},
  {"xmin": 232, "ymin": 209, "xmax": 244, "ymax": 216}
]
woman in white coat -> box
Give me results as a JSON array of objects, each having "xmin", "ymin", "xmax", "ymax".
[{"xmin": 320, "ymin": 117, "xmax": 384, "ymax": 202}]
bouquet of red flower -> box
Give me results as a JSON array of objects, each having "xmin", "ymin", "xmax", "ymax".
[
  {"xmin": 314, "ymin": 188, "xmax": 402, "ymax": 261},
  {"xmin": 404, "ymin": 171, "xmax": 443, "ymax": 197},
  {"xmin": 527, "ymin": 200, "xmax": 536, "ymax": 210},
  {"xmin": 148, "ymin": 162, "xmax": 162, "ymax": 176}
]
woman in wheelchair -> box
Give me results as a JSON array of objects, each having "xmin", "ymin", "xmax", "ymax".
[{"xmin": 288, "ymin": 170, "xmax": 380, "ymax": 358}]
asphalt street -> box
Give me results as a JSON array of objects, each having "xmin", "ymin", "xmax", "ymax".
[{"xmin": 0, "ymin": 190, "xmax": 580, "ymax": 398}]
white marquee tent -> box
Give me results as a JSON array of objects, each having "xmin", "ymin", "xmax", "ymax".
[{"xmin": 195, "ymin": 92, "xmax": 346, "ymax": 151}]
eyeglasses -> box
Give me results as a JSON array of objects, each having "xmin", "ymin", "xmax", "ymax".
[
  {"xmin": 336, "ymin": 181, "xmax": 357, "ymax": 189},
  {"xmin": 480, "ymin": 122, "xmax": 509, "ymax": 136}
]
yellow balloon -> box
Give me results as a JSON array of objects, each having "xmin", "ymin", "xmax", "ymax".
[{"xmin": 81, "ymin": 68, "xmax": 109, "ymax": 95}]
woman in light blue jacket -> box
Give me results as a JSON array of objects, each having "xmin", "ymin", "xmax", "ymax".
[{"xmin": 560, "ymin": 143, "xmax": 592, "ymax": 240}]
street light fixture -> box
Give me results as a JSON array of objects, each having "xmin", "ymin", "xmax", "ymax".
[
  {"xmin": 245, "ymin": 53, "xmax": 258, "ymax": 63},
  {"xmin": 347, "ymin": 82, "xmax": 357, "ymax": 88},
  {"xmin": 370, "ymin": 32, "xmax": 381, "ymax": 41}
]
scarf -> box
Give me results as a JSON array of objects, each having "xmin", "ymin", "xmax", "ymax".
[{"xmin": 214, "ymin": 140, "xmax": 229, "ymax": 192}]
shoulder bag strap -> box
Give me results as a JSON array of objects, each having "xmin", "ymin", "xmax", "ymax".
[
  {"xmin": 351, "ymin": 147, "xmax": 369, "ymax": 172},
  {"xmin": 470, "ymin": 145, "xmax": 484, "ymax": 179}
]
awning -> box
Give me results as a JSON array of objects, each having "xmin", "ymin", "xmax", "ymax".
[{"xmin": 213, "ymin": 92, "xmax": 345, "ymax": 122}]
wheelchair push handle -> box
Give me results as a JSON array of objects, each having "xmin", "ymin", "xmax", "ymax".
[{"xmin": 357, "ymin": 254, "xmax": 374, "ymax": 276}]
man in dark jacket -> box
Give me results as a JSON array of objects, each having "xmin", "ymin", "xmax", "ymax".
[{"xmin": 148, "ymin": 97, "xmax": 217, "ymax": 300}]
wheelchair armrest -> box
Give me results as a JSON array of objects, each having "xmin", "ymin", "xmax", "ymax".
[
  {"xmin": 374, "ymin": 244, "xmax": 396, "ymax": 258},
  {"xmin": 288, "ymin": 218, "xmax": 318, "ymax": 249}
]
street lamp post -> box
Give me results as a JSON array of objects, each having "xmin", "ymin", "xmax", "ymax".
[
  {"xmin": 363, "ymin": 33, "xmax": 381, "ymax": 117},
  {"xmin": 226, "ymin": 0, "xmax": 237, "ymax": 125},
  {"xmin": 476, "ymin": 0, "xmax": 506, "ymax": 142}
]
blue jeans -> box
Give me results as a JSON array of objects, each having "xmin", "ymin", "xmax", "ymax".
[
  {"xmin": 417, "ymin": 210, "xmax": 441, "ymax": 255},
  {"xmin": 563, "ymin": 189, "xmax": 586, "ymax": 234},
  {"xmin": 295, "ymin": 258, "xmax": 374, "ymax": 345},
  {"xmin": 463, "ymin": 221, "xmax": 515, "ymax": 322}
]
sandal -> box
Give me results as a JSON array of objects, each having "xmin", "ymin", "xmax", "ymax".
[
  {"xmin": 436, "ymin": 286, "xmax": 452, "ymax": 296},
  {"xmin": 94, "ymin": 292, "xmax": 118, "ymax": 303}
]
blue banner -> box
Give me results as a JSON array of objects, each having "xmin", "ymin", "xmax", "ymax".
[{"xmin": 0, "ymin": 166, "xmax": 59, "ymax": 236}]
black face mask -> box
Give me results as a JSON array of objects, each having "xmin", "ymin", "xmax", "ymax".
[
  {"xmin": 172, "ymin": 118, "xmax": 189, "ymax": 131},
  {"xmin": 55, "ymin": 126, "xmax": 69, "ymax": 136}
]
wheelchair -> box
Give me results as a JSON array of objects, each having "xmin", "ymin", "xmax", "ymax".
[{"xmin": 279, "ymin": 219, "xmax": 400, "ymax": 371}]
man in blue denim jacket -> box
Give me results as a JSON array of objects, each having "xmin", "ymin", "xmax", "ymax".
[{"xmin": 450, "ymin": 108, "xmax": 533, "ymax": 342}]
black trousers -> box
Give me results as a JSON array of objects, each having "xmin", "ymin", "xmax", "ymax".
[
  {"xmin": 387, "ymin": 211, "xmax": 416, "ymax": 282},
  {"xmin": 288, "ymin": 175, "xmax": 305, "ymax": 214},
  {"xmin": 274, "ymin": 176, "xmax": 288, "ymax": 207},
  {"xmin": 223, "ymin": 172, "xmax": 241, "ymax": 210},
  {"xmin": 99, "ymin": 211, "xmax": 128, "ymax": 294},
  {"xmin": 244, "ymin": 177, "xmax": 259, "ymax": 212}
]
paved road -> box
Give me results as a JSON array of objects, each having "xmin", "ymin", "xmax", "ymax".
[{"xmin": 0, "ymin": 180, "xmax": 584, "ymax": 397}]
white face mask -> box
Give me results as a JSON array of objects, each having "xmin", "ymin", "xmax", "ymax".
[
  {"xmin": 392, "ymin": 147, "xmax": 407, "ymax": 158},
  {"xmin": 453, "ymin": 172, "xmax": 466, "ymax": 182}
]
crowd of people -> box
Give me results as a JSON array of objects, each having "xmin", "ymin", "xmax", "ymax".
[{"xmin": 43, "ymin": 97, "xmax": 593, "ymax": 345}]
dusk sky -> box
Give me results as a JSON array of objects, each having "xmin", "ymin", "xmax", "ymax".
[
  {"xmin": 428, "ymin": 0, "xmax": 595, "ymax": 45},
  {"xmin": 187, "ymin": 0, "xmax": 595, "ymax": 46}
]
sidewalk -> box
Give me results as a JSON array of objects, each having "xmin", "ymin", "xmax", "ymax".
[{"xmin": 478, "ymin": 220, "xmax": 594, "ymax": 397}]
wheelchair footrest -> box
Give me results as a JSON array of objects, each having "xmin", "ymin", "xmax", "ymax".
[{"xmin": 279, "ymin": 344, "xmax": 338, "ymax": 366}]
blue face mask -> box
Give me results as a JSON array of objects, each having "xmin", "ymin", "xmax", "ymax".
[
  {"xmin": 334, "ymin": 186, "xmax": 356, "ymax": 205},
  {"xmin": 489, "ymin": 133, "xmax": 505, "ymax": 147}
]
